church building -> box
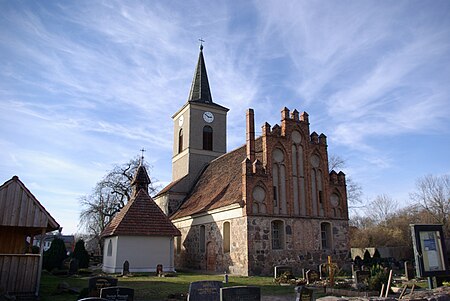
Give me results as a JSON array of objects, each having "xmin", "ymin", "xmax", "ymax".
[{"xmin": 154, "ymin": 45, "xmax": 349, "ymax": 276}]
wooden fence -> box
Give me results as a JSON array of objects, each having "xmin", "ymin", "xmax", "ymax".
[{"xmin": 0, "ymin": 254, "xmax": 40, "ymax": 294}]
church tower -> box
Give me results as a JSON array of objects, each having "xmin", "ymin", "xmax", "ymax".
[{"xmin": 171, "ymin": 45, "xmax": 229, "ymax": 185}]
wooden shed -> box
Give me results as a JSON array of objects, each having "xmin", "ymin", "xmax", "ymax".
[{"xmin": 0, "ymin": 176, "xmax": 60, "ymax": 299}]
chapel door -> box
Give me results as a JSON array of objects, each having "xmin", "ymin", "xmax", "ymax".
[{"xmin": 206, "ymin": 242, "xmax": 216, "ymax": 271}]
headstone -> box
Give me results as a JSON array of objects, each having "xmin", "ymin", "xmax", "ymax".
[
  {"xmin": 220, "ymin": 286, "xmax": 261, "ymax": 301},
  {"xmin": 305, "ymin": 270, "xmax": 319, "ymax": 284},
  {"xmin": 353, "ymin": 270, "xmax": 370, "ymax": 288},
  {"xmin": 295, "ymin": 286, "xmax": 314, "ymax": 301},
  {"xmin": 301, "ymin": 268, "xmax": 306, "ymax": 279},
  {"xmin": 318, "ymin": 264, "xmax": 328, "ymax": 280},
  {"xmin": 156, "ymin": 264, "xmax": 163, "ymax": 276},
  {"xmin": 100, "ymin": 286, "xmax": 134, "ymax": 301},
  {"xmin": 188, "ymin": 280, "xmax": 222, "ymax": 301},
  {"xmin": 69, "ymin": 258, "xmax": 79, "ymax": 275},
  {"xmin": 274, "ymin": 265, "xmax": 293, "ymax": 279},
  {"xmin": 122, "ymin": 260, "xmax": 130, "ymax": 276},
  {"xmin": 404, "ymin": 261, "xmax": 414, "ymax": 280},
  {"xmin": 88, "ymin": 276, "xmax": 118, "ymax": 297}
]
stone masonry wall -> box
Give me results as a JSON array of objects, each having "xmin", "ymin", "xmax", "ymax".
[
  {"xmin": 173, "ymin": 216, "xmax": 249, "ymax": 275},
  {"xmin": 247, "ymin": 216, "xmax": 349, "ymax": 276}
]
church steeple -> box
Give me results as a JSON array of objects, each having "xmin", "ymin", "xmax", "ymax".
[
  {"xmin": 131, "ymin": 154, "xmax": 151, "ymax": 197},
  {"xmin": 188, "ymin": 44, "xmax": 213, "ymax": 103}
]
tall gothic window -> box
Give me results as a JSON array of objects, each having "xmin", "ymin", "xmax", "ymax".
[
  {"xmin": 178, "ymin": 129, "xmax": 183, "ymax": 153},
  {"xmin": 321, "ymin": 222, "xmax": 332, "ymax": 249},
  {"xmin": 107, "ymin": 239, "xmax": 113, "ymax": 256},
  {"xmin": 199, "ymin": 225, "xmax": 206, "ymax": 253},
  {"xmin": 291, "ymin": 131, "xmax": 306, "ymax": 216},
  {"xmin": 311, "ymin": 154, "xmax": 324, "ymax": 216},
  {"xmin": 271, "ymin": 220, "xmax": 284, "ymax": 250},
  {"xmin": 272, "ymin": 148, "xmax": 287, "ymax": 214},
  {"xmin": 203, "ymin": 126, "xmax": 213, "ymax": 151},
  {"xmin": 223, "ymin": 222, "xmax": 230, "ymax": 253},
  {"xmin": 175, "ymin": 236, "xmax": 182, "ymax": 254}
]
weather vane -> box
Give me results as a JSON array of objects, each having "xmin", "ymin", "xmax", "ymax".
[{"xmin": 199, "ymin": 38, "xmax": 205, "ymax": 50}]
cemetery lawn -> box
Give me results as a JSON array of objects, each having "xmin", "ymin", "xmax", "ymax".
[{"xmin": 40, "ymin": 271, "xmax": 297, "ymax": 301}]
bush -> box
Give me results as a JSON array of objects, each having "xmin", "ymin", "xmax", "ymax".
[
  {"xmin": 43, "ymin": 238, "xmax": 68, "ymax": 271},
  {"xmin": 368, "ymin": 264, "xmax": 390, "ymax": 291},
  {"xmin": 72, "ymin": 239, "xmax": 90, "ymax": 268}
]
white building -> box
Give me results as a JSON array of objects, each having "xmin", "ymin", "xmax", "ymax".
[{"xmin": 101, "ymin": 162, "xmax": 181, "ymax": 273}]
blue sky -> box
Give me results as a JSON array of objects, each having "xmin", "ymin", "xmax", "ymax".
[{"xmin": 1, "ymin": 1, "xmax": 449, "ymax": 234}]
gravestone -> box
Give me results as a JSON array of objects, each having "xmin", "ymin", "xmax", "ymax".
[
  {"xmin": 305, "ymin": 270, "xmax": 319, "ymax": 284},
  {"xmin": 100, "ymin": 286, "xmax": 134, "ymax": 301},
  {"xmin": 220, "ymin": 286, "xmax": 261, "ymax": 301},
  {"xmin": 404, "ymin": 261, "xmax": 414, "ymax": 280},
  {"xmin": 274, "ymin": 265, "xmax": 293, "ymax": 279},
  {"xmin": 353, "ymin": 270, "xmax": 370, "ymax": 288},
  {"xmin": 69, "ymin": 258, "xmax": 79, "ymax": 275},
  {"xmin": 88, "ymin": 276, "xmax": 118, "ymax": 297},
  {"xmin": 188, "ymin": 280, "xmax": 222, "ymax": 301},
  {"xmin": 295, "ymin": 286, "xmax": 314, "ymax": 301},
  {"xmin": 122, "ymin": 261, "xmax": 130, "ymax": 276},
  {"xmin": 156, "ymin": 264, "xmax": 163, "ymax": 276},
  {"xmin": 318, "ymin": 264, "xmax": 328, "ymax": 280}
]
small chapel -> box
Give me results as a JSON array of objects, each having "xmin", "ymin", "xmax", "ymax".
[
  {"xmin": 101, "ymin": 160, "xmax": 181, "ymax": 273},
  {"xmin": 154, "ymin": 45, "xmax": 349, "ymax": 276}
]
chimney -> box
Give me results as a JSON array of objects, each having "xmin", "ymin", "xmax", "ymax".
[{"xmin": 246, "ymin": 108, "xmax": 255, "ymax": 163}]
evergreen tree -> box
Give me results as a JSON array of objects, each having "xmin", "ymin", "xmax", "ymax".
[
  {"xmin": 43, "ymin": 238, "xmax": 67, "ymax": 271},
  {"xmin": 72, "ymin": 239, "xmax": 90, "ymax": 268}
]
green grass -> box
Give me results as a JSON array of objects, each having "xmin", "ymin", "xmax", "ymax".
[{"xmin": 39, "ymin": 271, "xmax": 297, "ymax": 301}]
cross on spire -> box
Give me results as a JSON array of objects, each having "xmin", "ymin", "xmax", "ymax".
[{"xmin": 140, "ymin": 148, "xmax": 146, "ymax": 163}]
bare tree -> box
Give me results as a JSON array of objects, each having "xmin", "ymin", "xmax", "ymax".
[
  {"xmin": 367, "ymin": 194, "xmax": 398, "ymax": 225},
  {"xmin": 79, "ymin": 157, "xmax": 157, "ymax": 241},
  {"xmin": 410, "ymin": 174, "xmax": 450, "ymax": 234},
  {"xmin": 328, "ymin": 154, "xmax": 363, "ymax": 207}
]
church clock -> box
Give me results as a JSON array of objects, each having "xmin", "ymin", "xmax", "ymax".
[{"xmin": 203, "ymin": 111, "xmax": 214, "ymax": 123}]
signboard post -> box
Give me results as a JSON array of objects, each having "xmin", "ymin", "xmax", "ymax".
[{"xmin": 410, "ymin": 224, "xmax": 449, "ymax": 289}]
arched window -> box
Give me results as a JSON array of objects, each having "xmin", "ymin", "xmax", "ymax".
[
  {"xmin": 291, "ymin": 131, "xmax": 306, "ymax": 216},
  {"xmin": 199, "ymin": 225, "xmax": 206, "ymax": 253},
  {"xmin": 175, "ymin": 236, "xmax": 182, "ymax": 254},
  {"xmin": 311, "ymin": 154, "xmax": 324, "ymax": 216},
  {"xmin": 252, "ymin": 185, "xmax": 267, "ymax": 214},
  {"xmin": 321, "ymin": 222, "xmax": 332, "ymax": 249},
  {"xmin": 272, "ymin": 148, "xmax": 287, "ymax": 214},
  {"xmin": 178, "ymin": 129, "xmax": 183, "ymax": 153},
  {"xmin": 203, "ymin": 126, "xmax": 213, "ymax": 151},
  {"xmin": 223, "ymin": 222, "xmax": 230, "ymax": 253},
  {"xmin": 107, "ymin": 239, "xmax": 113, "ymax": 256},
  {"xmin": 271, "ymin": 220, "xmax": 285, "ymax": 250}
]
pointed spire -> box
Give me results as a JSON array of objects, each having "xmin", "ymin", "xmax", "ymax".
[
  {"xmin": 131, "ymin": 156, "xmax": 151, "ymax": 196},
  {"xmin": 188, "ymin": 44, "xmax": 213, "ymax": 103}
]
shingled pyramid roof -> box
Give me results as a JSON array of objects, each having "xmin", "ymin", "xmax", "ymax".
[
  {"xmin": 101, "ymin": 189, "xmax": 181, "ymax": 238},
  {"xmin": 188, "ymin": 45, "xmax": 213, "ymax": 104}
]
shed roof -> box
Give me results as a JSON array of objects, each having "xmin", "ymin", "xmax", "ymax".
[
  {"xmin": 101, "ymin": 189, "xmax": 181, "ymax": 238},
  {"xmin": 0, "ymin": 176, "xmax": 60, "ymax": 233}
]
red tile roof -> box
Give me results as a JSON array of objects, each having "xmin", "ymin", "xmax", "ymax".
[
  {"xmin": 101, "ymin": 189, "xmax": 181, "ymax": 237},
  {"xmin": 170, "ymin": 142, "xmax": 251, "ymax": 220}
]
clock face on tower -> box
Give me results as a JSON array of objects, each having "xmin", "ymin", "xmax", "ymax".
[{"xmin": 203, "ymin": 111, "xmax": 214, "ymax": 123}]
